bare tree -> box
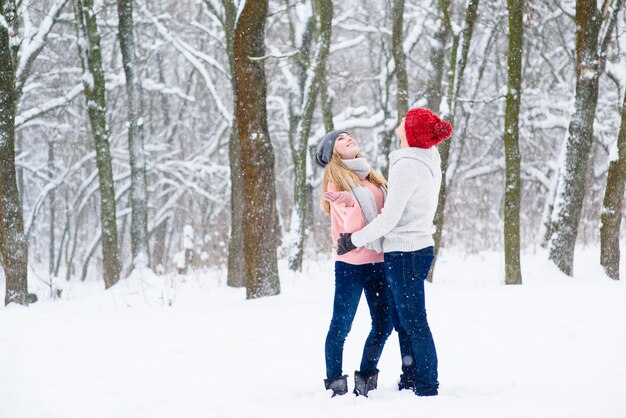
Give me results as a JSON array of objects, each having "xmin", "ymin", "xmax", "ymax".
[
  {"xmin": 224, "ymin": 0, "xmax": 245, "ymax": 288},
  {"xmin": 600, "ymin": 83, "xmax": 626, "ymax": 280},
  {"xmin": 234, "ymin": 0, "xmax": 280, "ymax": 298},
  {"xmin": 548, "ymin": 0, "xmax": 621, "ymax": 275},
  {"xmin": 0, "ymin": 0, "xmax": 33, "ymax": 305},
  {"xmin": 3, "ymin": 0, "xmax": 625, "ymax": 288},
  {"xmin": 118, "ymin": 0, "xmax": 150, "ymax": 270},
  {"xmin": 374, "ymin": 0, "xmax": 408, "ymax": 179},
  {"xmin": 430, "ymin": 0, "xmax": 480, "ymax": 281},
  {"xmin": 72, "ymin": 0, "xmax": 120, "ymax": 288},
  {"xmin": 503, "ymin": 0, "xmax": 524, "ymax": 285},
  {"xmin": 424, "ymin": 4, "xmax": 448, "ymax": 114},
  {"xmin": 47, "ymin": 140, "xmax": 56, "ymax": 278},
  {"xmin": 288, "ymin": 0, "xmax": 333, "ymax": 272},
  {"xmin": 204, "ymin": 0, "xmax": 246, "ymax": 287},
  {"xmin": 391, "ymin": 0, "xmax": 408, "ymax": 131}
]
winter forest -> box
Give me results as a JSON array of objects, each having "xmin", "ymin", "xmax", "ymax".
[{"xmin": 1, "ymin": 0, "xmax": 626, "ymax": 416}]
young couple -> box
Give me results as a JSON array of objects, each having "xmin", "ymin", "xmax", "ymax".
[{"xmin": 316, "ymin": 108, "xmax": 452, "ymax": 398}]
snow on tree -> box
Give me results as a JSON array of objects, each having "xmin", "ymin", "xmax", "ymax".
[
  {"xmin": 287, "ymin": 0, "xmax": 333, "ymax": 272},
  {"xmin": 600, "ymin": 79, "xmax": 626, "ymax": 280},
  {"xmin": 72, "ymin": 0, "xmax": 120, "ymax": 289},
  {"xmin": 548, "ymin": 0, "xmax": 622, "ymax": 276},
  {"xmin": 117, "ymin": 0, "xmax": 150, "ymax": 271},
  {"xmin": 1, "ymin": 0, "xmax": 626, "ymax": 291},
  {"xmin": 0, "ymin": 0, "xmax": 32, "ymax": 305}
]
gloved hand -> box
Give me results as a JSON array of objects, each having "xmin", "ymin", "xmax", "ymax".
[
  {"xmin": 323, "ymin": 191, "xmax": 354, "ymax": 207},
  {"xmin": 337, "ymin": 232, "xmax": 357, "ymax": 255}
]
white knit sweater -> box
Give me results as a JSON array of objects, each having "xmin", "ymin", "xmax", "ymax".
[{"xmin": 351, "ymin": 146, "xmax": 442, "ymax": 253}]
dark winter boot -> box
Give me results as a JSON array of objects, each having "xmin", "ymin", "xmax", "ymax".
[
  {"xmin": 324, "ymin": 375, "xmax": 348, "ymax": 397},
  {"xmin": 353, "ymin": 369, "xmax": 378, "ymax": 397},
  {"xmin": 397, "ymin": 373, "xmax": 415, "ymax": 391}
]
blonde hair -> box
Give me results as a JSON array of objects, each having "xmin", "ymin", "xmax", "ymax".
[{"xmin": 321, "ymin": 151, "xmax": 388, "ymax": 214}]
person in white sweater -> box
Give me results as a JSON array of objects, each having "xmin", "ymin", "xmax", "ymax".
[{"xmin": 337, "ymin": 107, "xmax": 452, "ymax": 396}]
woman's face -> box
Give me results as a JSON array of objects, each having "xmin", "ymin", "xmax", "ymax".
[{"xmin": 334, "ymin": 132, "xmax": 359, "ymax": 159}]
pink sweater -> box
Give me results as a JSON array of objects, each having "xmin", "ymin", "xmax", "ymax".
[{"xmin": 328, "ymin": 179, "xmax": 384, "ymax": 265}]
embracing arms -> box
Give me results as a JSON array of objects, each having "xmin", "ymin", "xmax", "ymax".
[{"xmin": 337, "ymin": 159, "xmax": 417, "ymax": 254}]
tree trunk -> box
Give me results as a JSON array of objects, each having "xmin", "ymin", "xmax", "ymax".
[
  {"xmin": 375, "ymin": 0, "xmax": 408, "ymax": 180},
  {"xmin": 503, "ymin": 0, "xmax": 524, "ymax": 285},
  {"xmin": 151, "ymin": 55, "xmax": 172, "ymax": 273},
  {"xmin": 430, "ymin": 0, "xmax": 479, "ymax": 282},
  {"xmin": 548, "ymin": 0, "xmax": 602, "ymax": 276},
  {"xmin": 117, "ymin": 0, "xmax": 150, "ymax": 270},
  {"xmin": 54, "ymin": 204, "xmax": 70, "ymax": 277},
  {"xmin": 73, "ymin": 0, "xmax": 120, "ymax": 288},
  {"xmin": 288, "ymin": 0, "xmax": 333, "ymax": 272},
  {"xmin": 316, "ymin": 0, "xmax": 333, "ymax": 133},
  {"xmin": 539, "ymin": 159, "xmax": 561, "ymax": 248},
  {"xmin": 425, "ymin": 9, "xmax": 448, "ymax": 114},
  {"xmin": 392, "ymin": 0, "xmax": 408, "ymax": 120},
  {"xmin": 48, "ymin": 140, "xmax": 56, "ymax": 277},
  {"xmin": 233, "ymin": 0, "xmax": 280, "ymax": 299},
  {"xmin": 214, "ymin": 0, "xmax": 246, "ymax": 288},
  {"xmin": 540, "ymin": 0, "xmax": 622, "ymax": 251},
  {"xmin": 600, "ymin": 85, "xmax": 626, "ymax": 280},
  {"xmin": 319, "ymin": 74, "xmax": 334, "ymax": 132},
  {"xmin": 0, "ymin": 2, "xmax": 32, "ymax": 305},
  {"xmin": 227, "ymin": 120, "xmax": 245, "ymax": 287},
  {"xmin": 284, "ymin": 12, "xmax": 312, "ymax": 272}
]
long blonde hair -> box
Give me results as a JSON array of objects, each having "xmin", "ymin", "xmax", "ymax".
[{"xmin": 321, "ymin": 150, "xmax": 388, "ymax": 214}]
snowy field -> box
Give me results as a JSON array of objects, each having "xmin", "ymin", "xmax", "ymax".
[{"xmin": 1, "ymin": 248, "xmax": 626, "ymax": 418}]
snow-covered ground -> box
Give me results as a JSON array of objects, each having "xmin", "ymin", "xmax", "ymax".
[{"xmin": 1, "ymin": 248, "xmax": 625, "ymax": 418}]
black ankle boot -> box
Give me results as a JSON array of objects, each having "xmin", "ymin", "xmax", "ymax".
[
  {"xmin": 398, "ymin": 373, "xmax": 415, "ymax": 391},
  {"xmin": 324, "ymin": 375, "xmax": 348, "ymax": 397},
  {"xmin": 354, "ymin": 369, "xmax": 378, "ymax": 397}
]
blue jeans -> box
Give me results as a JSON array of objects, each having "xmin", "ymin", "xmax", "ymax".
[
  {"xmin": 385, "ymin": 247, "xmax": 439, "ymax": 396},
  {"xmin": 325, "ymin": 261, "xmax": 403, "ymax": 380}
]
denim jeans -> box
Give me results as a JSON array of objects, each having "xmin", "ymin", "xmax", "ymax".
[
  {"xmin": 384, "ymin": 247, "xmax": 439, "ymax": 396},
  {"xmin": 325, "ymin": 261, "xmax": 399, "ymax": 380}
]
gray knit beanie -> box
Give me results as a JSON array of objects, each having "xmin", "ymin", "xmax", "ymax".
[{"xmin": 315, "ymin": 130, "xmax": 347, "ymax": 168}]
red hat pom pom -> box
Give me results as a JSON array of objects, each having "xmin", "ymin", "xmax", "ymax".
[{"xmin": 433, "ymin": 121, "xmax": 452, "ymax": 141}]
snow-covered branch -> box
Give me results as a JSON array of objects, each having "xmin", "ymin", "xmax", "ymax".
[
  {"xmin": 141, "ymin": 79, "xmax": 196, "ymax": 102},
  {"xmin": 329, "ymin": 35, "xmax": 365, "ymax": 54},
  {"xmin": 16, "ymin": 83, "xmax": 84, "ymax": 128},
  {"xmin": 248, "ymin": 50, "xmax": 300, "ymax": 61},
  {"xmin": 15, "ymin": 0, "xmax": 68, "ymax": 95},
  {"xmin": 140, "ymin": 3, "xmax": 231, "ymax": 122}
]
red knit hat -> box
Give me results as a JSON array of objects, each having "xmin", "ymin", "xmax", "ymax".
[{"xmin": 404, "ymin": 108, "xmax": 453, "ymax": 148}]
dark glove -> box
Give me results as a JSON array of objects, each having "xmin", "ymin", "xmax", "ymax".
[{"xmin": 337, "ymin": 233, "xmax": 357, "ymax": 255}]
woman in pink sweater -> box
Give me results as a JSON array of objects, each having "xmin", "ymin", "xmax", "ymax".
[{"xmin": 316, "ymin": 130, "xmax": 412, "ymax": 397}]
